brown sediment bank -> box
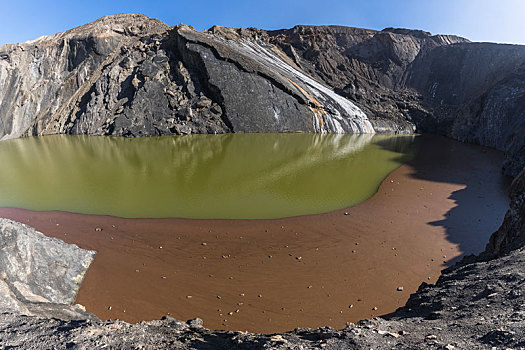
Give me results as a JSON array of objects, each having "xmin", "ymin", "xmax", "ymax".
[{"xmin": 0, "ymin": 135, "xmax": 510, "ymax": 333}]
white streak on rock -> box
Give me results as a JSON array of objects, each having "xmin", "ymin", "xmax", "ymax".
[{"xmin": 231, "ymin": 39, "xmax": 375, "ymax": 134}]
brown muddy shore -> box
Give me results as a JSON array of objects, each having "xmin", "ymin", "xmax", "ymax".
[{"xmin": 0, "ymin": 135, "xmax": 510, "ymax": 333}]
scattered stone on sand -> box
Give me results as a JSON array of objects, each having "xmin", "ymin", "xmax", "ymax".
[
  {"xmin": 187, "ymin": 318, "xmax": 203, "ymax": 327},
  {"xmin": 378, "ymin": 330, "xmax": 400, "ymax": 338},
  {"xmin": 397, "ymin": 286, "xmax": 404, "ymax": 291}
]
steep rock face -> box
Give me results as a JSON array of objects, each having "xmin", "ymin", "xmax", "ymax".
[
  {"xmin": 0, "ymin": 219, "xmax": 95, "ymax": 320},
  {"xmin": 172, "ymin": 25, "xmax": 375, "ymax": 133},
  {"xmin": 0, "ymin": 15, "xmax": 476, "ymax": 141},
  {"xmin": 0, "ymin": 14, "xmax": 169, "ymax": 139},
  {"xmin": 405, "ymin": 43, "xmax": 525, "ymax": 175},
  {"xmin": 0, "ymin": 16, "xmax": 383, "ymax": 139},
  {"xmin": 485, "ymin": 167, "xmax": 525, "ymax": 256},
  {"xmin": 261, "ymin": 25, "xmax": 467, "ymax": 132}
]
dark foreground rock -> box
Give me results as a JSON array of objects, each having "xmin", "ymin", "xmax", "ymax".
[{"xmin": 486, "ymin": 167, "xmax": 525, "ymax": 257}]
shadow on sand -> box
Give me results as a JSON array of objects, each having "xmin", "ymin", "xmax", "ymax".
[{"xmin": 375, "ymin": 134, "xmax": 511, "ymax": 266}]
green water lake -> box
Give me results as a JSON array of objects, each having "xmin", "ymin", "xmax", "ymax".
[{"xmin": 0, "ymin": 133, "xmax": 417, "ymax": 219}]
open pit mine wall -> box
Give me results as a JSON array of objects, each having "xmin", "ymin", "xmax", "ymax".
[{"xmin": 0, "ymin": 14, "xmax": 524, "ymax": 174}]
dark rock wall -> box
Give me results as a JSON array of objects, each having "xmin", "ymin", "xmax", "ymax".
[
  {"xmin": 0, "ymin": 17, "xmax": 381, "ymax": 139},
  {"xmin": 263, "ymin": 25, "xmax": 466, "ymax": 127},
  {"xmin": 405, "ymin": 43, "xmax": 525, "ymax": 175},
  {"xmin": 172, "ymin": 25, "xmax": 377, "ymax": 133},
  {"xmin": 0, "ymin": 14, "xmax": 169, "ymax": 139},
  {"xmin": 170, "ymin": 27, "xmax": 313, "ymax": 133}
]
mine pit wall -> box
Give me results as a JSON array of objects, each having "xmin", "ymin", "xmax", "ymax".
[
  {"xmin": 1, "ymin": 18, "xmax": 524, "ymax": 156},
  {"xmin": 485, "ymin": 167, "xmax": 525, "ymax": 257},
  {"xmin": 404, "ymin": 42, "xmax": 525, "ymax": 177},
  {"xmin": 168, "ymin": 26, "xmax": 313, "ymax": 134},
  {"xmin": 0, "ymin": 14, "xmax": 170, "ymax": 141},
  {"xmin": 170, "ymin": 25, "xmax": 364, "ymax": 134}
]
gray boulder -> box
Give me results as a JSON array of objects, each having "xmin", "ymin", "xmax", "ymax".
[{"xmin": 0, "ymin": 219, "xmax": 96, "ymax": 320}]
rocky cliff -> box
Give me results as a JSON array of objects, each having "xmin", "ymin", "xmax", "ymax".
[
  {"xmin": 486, "ymin": 167, "xmax": 525, "ymax": 256},
  {"xmin": 1, "ymin": 14, "xmax": 523, "ymax": 174},
  {"xmin": 0, "ymin": 219, "xmax": 95, "ymax": 320}
]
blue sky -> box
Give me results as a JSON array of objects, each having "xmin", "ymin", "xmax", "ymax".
[{"xmin": 1, "ymin": 0, "xmax": 524, "ymax": 46}]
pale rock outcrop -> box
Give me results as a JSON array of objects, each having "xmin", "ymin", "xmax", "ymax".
[{"xmin": 0, "ymin": 219, "xmax": 95, "ymax": 320}]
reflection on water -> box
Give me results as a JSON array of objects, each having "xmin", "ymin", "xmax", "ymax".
[{"xmin": 0, "ymin": 133, "xmax": 417, "ymax": 218}]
